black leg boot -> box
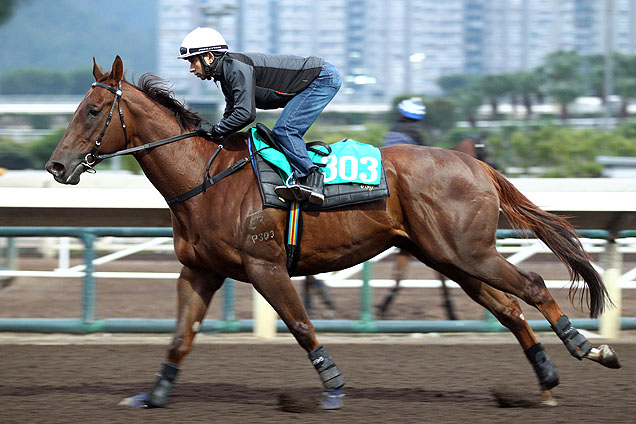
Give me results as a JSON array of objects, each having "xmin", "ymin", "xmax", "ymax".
[{"xmin": 303, "ymin": 168, "xmax": 324, "ymax": 205}]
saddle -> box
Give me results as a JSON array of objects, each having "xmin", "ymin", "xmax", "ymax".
[{"xmin": 250, "ymin": 124, "xmax": 390, "ymax": 211}]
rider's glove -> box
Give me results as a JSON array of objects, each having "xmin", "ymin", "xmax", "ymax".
[{"xmin": 195, "ymin": 120, "xmax": 221, "ymax": 140}]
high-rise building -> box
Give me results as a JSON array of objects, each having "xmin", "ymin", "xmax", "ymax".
[{"xmin": 158, "ymin": 0, "xmax": 636, "ymax": 103}]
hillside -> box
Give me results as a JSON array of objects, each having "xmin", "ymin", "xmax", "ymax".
[{"xmin": 0, "ymin": 0, "xmax": 157, "ymax": 76}]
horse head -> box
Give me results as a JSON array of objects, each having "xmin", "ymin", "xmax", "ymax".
[{"xmin": 46, "ymin": 56, "xmax": 127, "ymax": 184}]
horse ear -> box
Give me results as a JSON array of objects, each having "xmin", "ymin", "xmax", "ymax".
[
  {"xmin": 92, "ymin": 57, "xmax": 104, "ymax": 81},
  {"xmin": 111, "ymin": 55, "xmax": 124, "ymax": 83}
]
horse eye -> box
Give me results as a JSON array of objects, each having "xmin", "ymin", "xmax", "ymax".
[{"xmin": 88, "ymin": 108, "xmax": 99, "ymax": 117}]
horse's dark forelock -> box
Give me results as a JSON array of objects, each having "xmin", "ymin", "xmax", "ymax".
[{"xmin": 132, "ymin": 73, "xmax": 202, "ymax": 130}]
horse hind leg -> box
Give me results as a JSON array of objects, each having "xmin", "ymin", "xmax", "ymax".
[
  {"xmin": 458, "ymin": 252, "xmax": 621, "ymax": 369},
  {"xmin": 506, "ymin": 268, "xmax": 620, "ymax": 369},
  {"xmin": 377, "ymin": 249, "xmax": 409, "ymax": 318},
  {"xmin": 456, "ymin": 276, "xmax": 559, "ymax": 405}
]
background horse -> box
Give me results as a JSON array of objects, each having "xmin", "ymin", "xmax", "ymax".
[{"xmin": 46, "ymin": 57, "xmax": 619, "ymax": 410}]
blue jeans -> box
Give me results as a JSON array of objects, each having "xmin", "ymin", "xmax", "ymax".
[{"xmin": 273, "ymin": 62, "xmax": 342, "ymax": 178}]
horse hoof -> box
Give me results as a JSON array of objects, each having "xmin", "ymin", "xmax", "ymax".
[
  {"xmin": 597, "ymin": 344, "xmax": 621, "ymax": 369},
  {"xmin": 118, "ymin": 392, "xmax": 151, "ymax": 408},
  {"xmin": 540, "ymin": 390, "xmax": 558, "ymax": 407},
  {"xmin": 320, "ymin": 389, "xmax": 344, "ymax": 410}
]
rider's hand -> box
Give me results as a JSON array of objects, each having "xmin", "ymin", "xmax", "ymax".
[{"xmin": 195, "ymin": 120, "xmax": 221, "ymax": 140}]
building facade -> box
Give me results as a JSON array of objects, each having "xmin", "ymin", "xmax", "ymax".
[{"xmin": 158, "ymin": 0, "xmax": 636, "ymax": 103}]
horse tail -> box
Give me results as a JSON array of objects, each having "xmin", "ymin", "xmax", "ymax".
[{"xmin": 478, "ymin": 161, "xmax": 608, "ymax": 318}]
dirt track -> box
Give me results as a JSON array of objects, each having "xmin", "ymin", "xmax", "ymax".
[
  {"xmin": 1, "ymin": 254, "xmax": 635, "ymax": 422},
  {"xmin": 0, "ymin": 338, "xmax": 634, "ymax": 423}
]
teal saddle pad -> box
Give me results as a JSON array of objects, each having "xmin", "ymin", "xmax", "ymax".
[
  {"xmin": 251, "ymin": 127, "xmax": 382, "ymax": 186},
  {"xmin": 248, "ymin": 128, "xmax": 390, "ymax": 210}
]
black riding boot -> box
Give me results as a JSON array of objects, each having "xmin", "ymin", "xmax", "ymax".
[
  {"xmin": 302, "ymin": 167, "xmax": 324, "ymax": 205},
  {"xmin": 275, "ymin": 167, "xmax": 324, "ymax": 205}
]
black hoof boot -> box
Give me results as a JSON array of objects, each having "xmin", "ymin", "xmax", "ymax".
[
  {"xmin": 309, "ymin": 345, "xmax": 344, "ymax": 409},
  {"xmin": 119, "ymin": 362, "xmax": 180, "ymax": 408},
  {"xmin": 524, "ymin": 342, "xmax": 559, "ymax": 390}
]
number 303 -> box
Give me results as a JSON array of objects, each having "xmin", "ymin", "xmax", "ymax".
[{"xmin": 320, "ymin": 155, "xmax": 379, "ymax": 183}]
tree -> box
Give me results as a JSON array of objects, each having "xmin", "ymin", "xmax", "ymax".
[
  {"xmin": 614, "ymin": 54, "xmax": 636, "ymax": 118},
  {"xmin": 582, "ymin": 54, "xmax": 606, "ymax": 100},
  {"xmin": 511, "ymin": 70, "xmax": 543, "ymax": 119},
  {"xmin": 543, "ymin": 51, "xmax": 585, "ymax": 120},
  {"xmin": 0, "ymin": 0, "xmax": 17, "ymax": 26},
  {"xmin": 0, "ymin": 139, "xmax": 34, "ymax": 169},
  {"xmin": 437, "ymin": 74, "xmax": 476, "ymax": 96},
  {"xmin": 480, "ymin": 74, "xmax": 513, "ymax": 119},
  {"xmin": 0, "ymin": 66, "xmax": 96, "ymax": 94},
  {"xmin": 452, "ymin": 86, "xmax": 483, "ymax": 127},
  {"xmin": 0, "ymin": 68, "xmax": 68, "ymax": 94},
  {"xmin": 28, "ymin": 128, "xmax": 66, "ymax": 169},
  {"xmin": 65, "ymin": 68, "xmax": 96, "ymax": 95},
  {"xmin": 421, "ymin": 97, "xmax": 458, "ymax": 133}
]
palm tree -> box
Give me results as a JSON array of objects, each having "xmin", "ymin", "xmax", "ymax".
[
  {"xmin": 582, "ymin": 54, "xmax": 606, "ymax": 101},
  {"xmin": 614, "ymin": 54, "xmax": 636, "ymax": 118},
  {"xmin": 511, "ymin": 70, "xmax": 544, "ymax": 119},
  {"xmin": 543, "ymin": 51, "xmax": 585, "ymax": 120},
  {"xmin": 453, "ymin": 86, "xmax": 483, "ymax": 128},
  {"xmin": 480, "ymin": 74, "xmax": 512, "ymax": 119},
  {"xmin": 437, "ymin": 74, "xmax": 476, "ymax": 96}
]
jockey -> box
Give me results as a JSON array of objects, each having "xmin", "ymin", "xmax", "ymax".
[
  {"xmin": 383, "ymin": 98, "xmax": 427, "ymax": 147},
  {"xmin": 178, "ymin": 27, "xmax": 342, "ymax": 206}
]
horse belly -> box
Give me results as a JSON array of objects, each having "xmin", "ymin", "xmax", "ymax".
[{"xmin": 295, "ymin": 210, "xmax": 397, "ymax": 274}]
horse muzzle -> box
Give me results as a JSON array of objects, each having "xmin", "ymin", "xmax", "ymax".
[{"xmin": 45, "ymin": 157, "xmax": 88, "ymax": 185}]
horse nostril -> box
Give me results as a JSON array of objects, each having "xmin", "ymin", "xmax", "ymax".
[{"xmin": 46, "ymin": 161, "xmax": 65, "ymax": 176}]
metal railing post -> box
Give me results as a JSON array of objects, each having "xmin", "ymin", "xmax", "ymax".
[
  {"xmin": 81, "ymin": 232, "xmax": 97, "ymax": 325},
  {"xmin": 600, "ymin": 236, "xmax": 622, "ymax": 339},
  {"xmin": 358, "ymin": 261, "xmax": 376, "ymax": 331},
  {"xmin": 222, "ymin": 278, "xmax": 239, "ymax": 331}
]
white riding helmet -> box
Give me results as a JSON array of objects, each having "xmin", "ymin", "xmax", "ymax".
[
  {"xmin": 398, "ymin": 98, "xmax": 426, "ymax": 120},
  {"xmin": 178, "ymin": 27, "xmax": 228, "ymax": 59}
]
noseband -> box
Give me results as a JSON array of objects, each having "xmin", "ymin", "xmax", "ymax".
[{"xmin": 82, "ymin": 81, "xmax": 129, "ymax": 170}]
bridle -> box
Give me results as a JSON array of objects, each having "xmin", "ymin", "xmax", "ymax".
[
  {"xmin": 79, "ymin": 80, "xmax": 250, "ymax": 205},
  {"xmin": 81, "ymin": 81, "xmax": 199, "ymax": 172},
  {"xmin": 81, "ymin": 81, "xmax": 129, "ymax": 171}
]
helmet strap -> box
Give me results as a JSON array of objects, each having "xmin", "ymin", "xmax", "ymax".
[
  {"xmin": 198, "ymin": 54, "xmax": 214, "ymax": 80},
  {"xmin": 198, "ymin": 52, "xmax": 225, "ymax": 81}
]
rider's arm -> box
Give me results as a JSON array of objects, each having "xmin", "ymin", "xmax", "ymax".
[{"xmin": 213, "ymin": 60, "xmax": 257, "ymax": 136}]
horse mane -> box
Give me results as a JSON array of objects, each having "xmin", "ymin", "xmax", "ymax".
[{"xmin": 131, "ymin": 73, "xmax": 203, "ymax": 131}]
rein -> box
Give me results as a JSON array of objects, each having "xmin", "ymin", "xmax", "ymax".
[{"xmin": 86, "ymin": 81, "xmax": 251, "ymax": 205}]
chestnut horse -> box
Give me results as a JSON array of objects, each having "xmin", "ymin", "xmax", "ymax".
[
  {"xmin": 378, "ymin": 136, "xmax": 495, "ymax": 320},
  {"xmin": 46, "ymin": 57, "xmax": 620, "ymax": 410}
]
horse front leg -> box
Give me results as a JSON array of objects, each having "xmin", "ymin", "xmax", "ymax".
[
  {"xmin": 246, "ymin": 258, "xmax": 345, "ymax": 410},
  {"xmin": 120, "ymin": 266, "xmax": 223, "ymax": 408}
]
